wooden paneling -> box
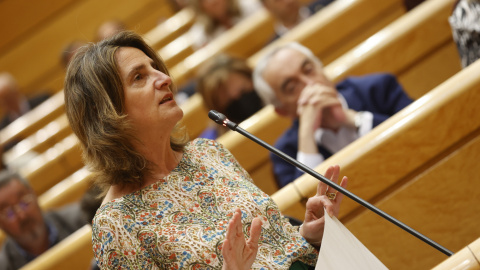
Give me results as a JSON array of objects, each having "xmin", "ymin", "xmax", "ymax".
[
  {"xmin": 0, "ymin": 0, "xmax": 173, "ymax": 97},
  {"xmin": 432, "ymin": 238, "xmax": 480, "ymax": 270},
  {"xmin": 20, "ymin": 225, "xmax": 93, "ymax": 270},
  {"xmin": 346, "ymin": 132, "xmax": 480, "ymax": 269},
  {"xmin": 0, "ymin": 91, "xmax": 65, "ymax": 148},
  {"xmin": 325, "ymin": 0, "xmax": 458, "ymax": 98},
  {"xmin": 0, "ymin": 0, "xmax": 77, "ymax": 53},
  {"xmin": 3, "ymin": 114, "xmax": 72, "ymax": 167},
  {"xmin": 19, "ymin": 134, "xmax": 83, "ymax": 195},
  {"xmin": 144, "ymin": 7, "xmax": 196, "ymax": 51}
]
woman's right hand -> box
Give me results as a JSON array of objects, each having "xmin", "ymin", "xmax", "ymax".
[{"xmin": 221, "ymin": 208, "xmax": 262, "ymax": 270}]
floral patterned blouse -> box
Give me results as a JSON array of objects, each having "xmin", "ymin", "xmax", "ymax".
[{"xmin": 92, "ymin": 138, "xmax": 317, "ymax": 269}]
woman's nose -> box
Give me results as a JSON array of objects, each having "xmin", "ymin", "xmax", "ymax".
[{"xmin": 154, "ymin": 71, "xmax": 172, "ymax": 90}]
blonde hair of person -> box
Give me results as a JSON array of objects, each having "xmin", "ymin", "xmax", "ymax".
[
  {"xmin": 64, "ymin": 31, "xmax": 189, "ymax": 192},
  {"xmin": 196, "ymin": 54, "xmax": 252, "ymax": 112},
  {"xmin": 190, "ymin": 0, "xmax": 241, "ymax": 35}
]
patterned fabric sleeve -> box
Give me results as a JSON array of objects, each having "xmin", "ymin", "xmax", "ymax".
[
  {"xmin": 196, "ymin": 138, "xmax": 254, "ymax": 184},
  {"xmin": 92, "ymin": 205, "xmax": 159, "ymax": 269}
]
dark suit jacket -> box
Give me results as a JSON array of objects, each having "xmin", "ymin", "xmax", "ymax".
[{"xmin": 272, "ymin": 73, "xmax": 413, "ymax": 188}]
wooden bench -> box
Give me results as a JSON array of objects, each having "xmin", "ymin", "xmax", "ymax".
[
  {"xmin": 19, "ymin": 133, "xmax": 83, "ymax": 196},
  {"xmin": 347, "ymin": 133, "xmax": 480, "ymax": 269},
  {"xmin": 0, "ymin": 5, "xmax": 273, "ymax": 147},
  {"xmin": 169, "ymin": 7, "xmax": 276, "ymax": 88},
  {"xmin": 0, "ymin": 0, "xmax": 176, "ymax": 148},
  {"xmin": 19, "ymin": 225, "xmax": 93, "ymax": 270},
  {"xmin": 3, "ymin": 114, "xmax": 71, "ymax": 168},
  {"xmin": 219, "ymin": 0, "xmax": 459, "ymax": 211},
  {"xmin": 0, "ymin": 0, "xmax": 174, "ymax": 98},
  {"xmin": 143, "ymin": 7, "xmax": 196, "ymax": 51},
  {"xmin": 432, "ymin": 237, "xmax": 480, "ymax": 270},
  {"xmin": 37, "ymin": 167, "xmax": 94, "ymax": 211},
  {"xmin": 0, "ymin": 91, "xmax": 65, "ymax": 148},
  {"xmin": 159, "ymin": 31, "xmax": 196, "ymax": 68},
  {"xmin": 271, "ymin": 56, "xmax": 480, "ymax": 270},
  {"xmin": 178, "ymin": 0, "xmax": 406, "ymax": 139}
]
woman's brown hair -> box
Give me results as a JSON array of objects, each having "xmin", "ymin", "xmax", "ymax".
[{"xmin": 64, "ymin": 31, "xmax": 188, "ymax": 192}]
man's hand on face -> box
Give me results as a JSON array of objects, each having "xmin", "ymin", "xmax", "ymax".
[{"xmin": 296, "ymin": 83, "xmax": 345, "ymax": 131}]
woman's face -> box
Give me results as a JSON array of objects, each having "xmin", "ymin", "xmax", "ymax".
[{"xmin": 115, "ymin": 47, "xmax": 183, "ymax": 136}]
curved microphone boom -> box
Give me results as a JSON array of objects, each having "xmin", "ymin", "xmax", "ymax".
[{"xmin": 208, "ymin": 110, "xmax": 453, "ymax": 256}]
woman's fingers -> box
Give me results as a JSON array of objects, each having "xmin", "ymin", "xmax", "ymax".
[
  {"xmin": 335, "ymin": 176, "xmax": 348, "ymax": 205},
  {"xmin": 222, "ymin": 209, "xmax": 262, "ymax": 270},
  {"xmin": 317, "ymin": 165, "xmax": 340, "ymax": 195},
  {"xmin": 248, "ymin": 217, "xmax": 262, "ymax": 245}
]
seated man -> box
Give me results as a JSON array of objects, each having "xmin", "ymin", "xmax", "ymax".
[
  {"xmin": 261, "ymin": 0, "xmax": 335, "ymax": 43},
  {"xmin": 0, "ymin": 170, "xmax": 87, "ymax": 269},
  {"xmin": 252, "ymin": 42, "xmax": 413, "ymax": 187}
]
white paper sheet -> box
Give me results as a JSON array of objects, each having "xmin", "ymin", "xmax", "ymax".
[{"xmin": 316, "ymin": 209, "xmax": 389, "ymax": 270}]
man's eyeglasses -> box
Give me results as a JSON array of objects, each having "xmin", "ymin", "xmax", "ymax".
[{"xmin": 0, "ymin": 194, "xmax": 35, "ymax": 222}]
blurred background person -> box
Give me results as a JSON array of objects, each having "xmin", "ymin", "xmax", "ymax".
[
  {"xmin": 261, "ymin": 0, "xmax": 335, "ymax": 43},
  {"xmin": 96, "ymin": 19, "xmax": 127, "ymax": 41},
  {"xmin": 0, "ymin": 73, "xmax": 50, "ymax": 132},
  {"xmin": 196, "ymin": 54, "xmax": 263, "ymax": 139},
  {"xmin": 188, "ymin": 0, "xmax": 261, "ymax": 49},
  {"xmin": 60, "ymin": 40, "xmax": 88, "ymax": 69},
  {"xmin": 253, "ymin": 42, "xmax": 412, "ymax": 188},
  {"xmin": 0, "ymin": 170, "xmax": 87, "ymax": 269}
]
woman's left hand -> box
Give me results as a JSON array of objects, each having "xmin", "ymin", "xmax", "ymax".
[
  {"xmin": 300, "ymin": 165, "xmax": 348, "ymax": 248},
  {"xmin": 222, "ymin": 208, "xmax": 262, "ymax": 270}
]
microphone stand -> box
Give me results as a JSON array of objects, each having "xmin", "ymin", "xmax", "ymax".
[{"xmin": 208, "ymin": 110, "xmax": 453, "ymax": 256}]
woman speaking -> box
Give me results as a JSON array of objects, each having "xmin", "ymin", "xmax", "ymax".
[{"xmin": 64, "ymin": 31, "xmax": 348, "ymax": 269}]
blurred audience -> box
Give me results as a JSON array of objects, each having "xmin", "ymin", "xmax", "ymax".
[
  {"xmin": 0, "ymin": 73, "xmax": 50, "ymax": 132},
  {"xmin": 261, "ymin": 0, "xmax": 335, "ymax": 43},
  {"xmin": 60, "ymin": 40, "xmax": 87, "ymax": 69},
  {"xmin": 168, "ymin": 0, "xmax": 190, "ymax": 11},
  {"xmin": 0, "ymin": 170, "xmax": 87, "ymax": 269},
  {"xmin": 253, "ymin": 42, "xmax": 413, "ymax": 187},
  {"xmin": 96, "ymin": 20, "xmax": 127, "ymax": 41},
  {"xmin": 449, "ymin": 0, "xmax": 480, "ymax": 68},
  {"xmin": 188, "ymin": 0, "xmax": 261, "ymax": 49},
  {"xmin": 196, "ymin": 54, "xmax": 263, "ymax": 139}
]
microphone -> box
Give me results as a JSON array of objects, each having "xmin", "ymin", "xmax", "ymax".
[{"xmin": 208, "ymin": 110, "xmax": 453, "ymax": 256}]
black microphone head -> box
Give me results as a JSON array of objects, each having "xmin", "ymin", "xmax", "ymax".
[
  {"xmin": 208, "ymin": 110, "xmax": 227, "ymax": 125},
  {"xmin": 208, "ymin": 110, "xmax": 238, "ymax": 130}
]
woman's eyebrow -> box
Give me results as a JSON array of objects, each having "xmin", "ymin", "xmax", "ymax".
[{"xmin": 126, "ymin": 64, "xmax": 145, "ymax": 79}]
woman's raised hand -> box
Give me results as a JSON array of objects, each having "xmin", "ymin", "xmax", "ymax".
[
  {"xmin": 300, "ymin": 165, "xmax": 348, "ymax": 248},
  {"xmin": 222, "ymin": 208, "xmax": 262, "ymax": 270}
]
